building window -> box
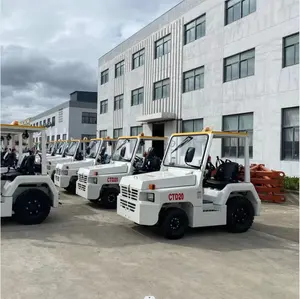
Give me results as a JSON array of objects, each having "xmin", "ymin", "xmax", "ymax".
[
  {"xmin": 283, "ymin": 33, "xmax": 299, "ymax": 68},
  {"xmin": 281, "ymin": 107, "xmax": 299, "ymax": 160},
  {"xmin": 36, "ymin": 122, "xmax": 38, "ymax": 126},
  {"xmin": 113, "ymin": 128, "xmax": 123, "ymax": 138},
  {"xmin": 81, "ymin": 134, "xmax": 96, "ymax": 140},
  {"xmin": 39, "ymin": 121, "xmax": 42, "ymax": 126},
  {"xmin": 52, "ymin": 116, "xmax": 55, "ymax": 126},
  {"xmin": 225, "ymin": 0, "xmax": 256, "ymax": 25},
  {"xmin": 58, "ymin": 109, "xmax": 63, "ymax": 123},
  {"xmin": 115, "ymin": 60, "xmax": 124, "ymax": 78},
  {"xmin": 47, "ymin": 136, "xmax": 50, "ymax": 142},
  {"xmin": 183, "ymin": 66, "xmax": 204, "ymax": 92},
  {"xmin": 82, "ymin": 112, "xmax": 97, "ymax": 124},
  {"xmin": 114, "ymin": 94, "xmax": 123, "ymax": 111},
  {"xmin": 153, "ymin": 78, "xmax": 170, "ymax": 100},
  {"xmin": 43, "ymin": 120, "xmax": 46, "ymax": 126},
  {"xmin": 57, "ymin": 135, "xmax": 61, "ymax": 141},
  {"xmin": 62, "ymin": 134, "xmax": 67, "ymax": 140},
  {"xmin": 132, "ymin": 49, "xmax": 145, "ymax": 69},
  {"xmin": 224, "ymin": 48, "xmax": 255, "ymax": 82},
  {"xmin": 130, "ymin": 126, "xmax": 143, "ymax": 136},
  {"xmin": 222, "ymin": 113, "xmax": 253, "ymax": 158},
  {"xmin": 182, "ymin": 119, "xmax": 203, "ymax": 133},
  {"xmin": 101, "ymin": 69, "xmax": 109, "ymax": 85},
  {"xmin": 100, "ymin": 100, "xmax": 108, "ymax": 114},
  {"xmin": 131, "ymin": 87, "xmax": 144, "ymax": 106},
  {"xmin": 155, "ymin": 35, "xmax": 171, "ymax": 59},
  {"xmin": 99, "ymin": 130, "xmax": 107, "ymax": 138},
  {"xmin": 184, "ymin": 14, "xmax": 206, "ymax": 45},
  {"xmin": 51, "ymin": 135, "xmax": 55, "ymax": 141},
  {"xmin": 47, "ymin": 118, "xmax": 50, "ymax": 125}
]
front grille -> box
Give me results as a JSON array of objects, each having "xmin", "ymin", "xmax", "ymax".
[
  {"xmin": 78, "ymin": 183, "xmax": 86, "ymax": 191},
  {"xmin": 56, "ymin": 169, "xmax": 61, "ymax": 175},
  {"xmin": 120, "ymin": 199, "xmax": 136, "ymax": 212},
  {"xmin": 120, "ymin": 186, "xmax": 139, "ymax": 201},
  {"xmin": 78, "ymin": 174, "xmax": 87, "ymax": 183}
]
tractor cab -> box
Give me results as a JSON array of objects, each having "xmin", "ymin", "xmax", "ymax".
[
  {"xmin": 54, "ymin": 137, "xmax": 117, "ymax": 193},
  {"xmin": 76, "ymin": 133, "xmax": 167, "ymax": 208},
  {"xmin": 117, "ymin": 128, "xmax": 261, "ymax": 239},
  {"xmin": 1, "ymin": 123, "xmax": 59, "ymax": 224}
]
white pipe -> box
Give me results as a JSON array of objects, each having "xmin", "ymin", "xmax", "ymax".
[{"xmin": 244, "ymin": 136, "xmax": 250, "ymax": 183}]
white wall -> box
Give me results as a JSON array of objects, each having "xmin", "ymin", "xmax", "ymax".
[{"xmin": 97, "ymin": 0, "xmax": 299, "ymax": 176}]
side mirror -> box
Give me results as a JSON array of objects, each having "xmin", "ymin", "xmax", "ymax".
[
  {"xmin": 185, "ymin": 147, "xmax": 195, "ymax": 163},
  {"xmin": 120, "ymin": 147, "xmax": 126, "ymax": 158}
]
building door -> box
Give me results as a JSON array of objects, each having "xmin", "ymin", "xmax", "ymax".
[{"xmin": 152, "ymin": 123, "xmax": 165, "ymax": 160}]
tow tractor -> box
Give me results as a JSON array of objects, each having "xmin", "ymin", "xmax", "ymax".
[
  {"xmin": 55, "ymin": 137, "xmax": 117, "ymax": 194},
  {"xmin": 76, "ymin": 134, "xmax": 167, "ymax": 208},
  {"xmin": 1, "ymin": 123, "xmax": 59, "ymax": 224},
  {"xmin": 117, "ymin": 128, "xmax": 261, "ymax": 239},
  {"xmin": 46, "ymin": 139, "xmax": 89, "ymax": 181}
]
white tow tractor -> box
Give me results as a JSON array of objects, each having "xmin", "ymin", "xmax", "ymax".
[
  {"xmin": 76, "ymin": 134, "xmax": 167, "ymax": 208},
  {"xmin": 1, "ymin": 124, "xmax": 59, "ymax": 224},
  {"xmin": 54, "ymin": 137, "xmax": 117, "ymax": 194},
  {"xmin": 117, "ymin": 128, "xmax": 261, "ymax": 239},
  {"xmin": 46, "ymin": 139, "xmax": 88, "ymax": 181}
]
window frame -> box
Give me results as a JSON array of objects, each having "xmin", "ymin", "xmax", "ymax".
[
  {"xmin": 281, "ymin": 106, "xmax": 299, "ymax": 161},
  {"xmin": 183, "ymin": 66, "xmax": 205, "ymax": 93},
  {"xmin": 114, "ymin": 94, "xmax": 124, "ymax": 111},
  {"xmin": 132, "ymin": 49, "xmax": 145, "ymax": 70},
  {"xmin": 283, "ymin": 33, "xmax": 299, "ymax": 68},
  {"xmin": 222, "ymin": 112, "xmax": 254, "ymax": 158},
  {"xmin": 155, "ymin": 35, "xmax": 171, "ymax": 59},
  {"xmin": 100, "ymin": 99, "xmax": 108, "ymax": 114},
  {"xmin": 115, "ymin": 60, "xmax": 125, "ymax": 78},
  {"xmin": 101, "ymin": 69, "xmax": 109, "ymax": 85},
  {"xmin": 182, "ymin": 118, "xmax": 204, "ymax": 133},
  {"xmin": 82, "ymin": 112, "xmax": 97, "ymax": 124},
  {"xmin": 225, "ymin": 0, "xmax": 256, "ymax": 26},
  {"xmin": 131, "ymin": 87, "xmax": 144, "ymax": 106},
  {"xmin": 224, "ymin": 48, "xmax": 255, "ymax": 82},
  {"xmin": 113, "ymin": 128, "xmax": 123, "ymax": 139},
  {"xmin": 52, "ymin": 116, "xmax": 55, "ymax": 126},
  {"xmin": 130, "ymin": 126, "xmax": 143, "ymax": 136},
  {"xmin": 62, "ymin": 134, "xmax": 67, "ymax": 140},
  {"xmin": 153, "ymin": 78, "xmax": 170, "ymax": 100},
  {"xmin": 184, "ymin": 14, "xmax": 206, "ymax": 45}
]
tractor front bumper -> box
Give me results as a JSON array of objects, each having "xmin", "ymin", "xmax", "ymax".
[{"xmin": 76, "ymin": 181, "xmax": 100, "ymax": 200}]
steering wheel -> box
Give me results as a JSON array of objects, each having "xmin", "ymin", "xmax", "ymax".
[
  {"xmin": 215, "ymin": 156, "xmax": 224, "ymax": 168},
  {"xmin": 133, "ymin": 156, "xmax": 143, "ymax": 168},
  {"xmin": 225, "ymin": 159, "xmax": 232, "ymax": 163}
]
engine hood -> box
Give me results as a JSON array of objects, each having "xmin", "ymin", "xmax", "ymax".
[
  {"xmin": 120, "ymin": 171, "xmax": 196, "ymax": 190},
  {"xmin": 78, "ymin": 162, "xmax": 128, "ymax": 176},
  {"xmin": 48, "ymin": 157, "xmax": 73, "ymax": 165},
  {"xmin": 56, "ymin": 159, "xmax": 94, "ymax": 170}
]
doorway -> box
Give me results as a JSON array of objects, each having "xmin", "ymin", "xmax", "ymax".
[{"xmin": 152, "ymin": 123, "xmax": 165, "ymax": 160}]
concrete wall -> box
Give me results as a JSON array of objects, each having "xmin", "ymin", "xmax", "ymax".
[{"xmin": 97, "ymin": 0, "xmax": 299, "ymax": 175}]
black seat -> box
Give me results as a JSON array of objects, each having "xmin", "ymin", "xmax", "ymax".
[{"xmin": 205, "ymin": 161, "xmax": 239, "ymax": 190}]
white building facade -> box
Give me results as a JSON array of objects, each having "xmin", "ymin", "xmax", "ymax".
[
  {"xmin": 28, "ymin": 91, "xmax": 98, "ymax": 143},
  {"xmin": 97, "ymin": 0, "xmax": 299, "ymax": 176}
]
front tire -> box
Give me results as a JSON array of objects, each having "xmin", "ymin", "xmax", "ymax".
[
  {"xmin": 101, "ymin": 188, "xmax": 119, "ymax": 209},
  {"xmin": 226, "ymin": 197, "xmax": 254, "ymax": 233},
  {"xmin": 14, "ymin": 189, "xmax": 51, "ymax": 225},
  {"xmin": 161, "ymin": 209, "xmax": 188, "ymax": 240}
]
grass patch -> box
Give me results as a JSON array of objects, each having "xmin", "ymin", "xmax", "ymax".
[{"xmin": 284, "ymin": 176, "xmax": 299, "ymax": 191}]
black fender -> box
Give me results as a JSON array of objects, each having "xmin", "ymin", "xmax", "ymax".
[{"xmin": 100, "ymin": 184, "xmax": 120, "ymax": 197}]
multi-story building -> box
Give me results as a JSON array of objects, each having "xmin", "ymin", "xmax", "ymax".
[
  {"xmin": 27, "ymin": 91, "xmax": 98, "ymax": 143},
  {"xmin": 97, "ymin": 0, "xmax": 299, "ymax": 176}
]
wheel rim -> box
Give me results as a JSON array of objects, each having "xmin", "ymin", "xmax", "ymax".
[
  {"xmin": 233, "ymin": 206, "xmax": 249, "ymax": 224},
  {"xmin": 107, "ymin": 193, "xmax": 116, "ymax": 203},
  {"xmin": 24, "ymin": 199, "xmax": 43, "ymax": 217},
  {"xmin": 170, "ymin": 217, "xmax": 181, "ymax": 231}
]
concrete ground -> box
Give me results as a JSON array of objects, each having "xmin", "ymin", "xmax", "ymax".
[{"xmin": 1, "ymin": 191, "xmax": 299, "ymax": 299}]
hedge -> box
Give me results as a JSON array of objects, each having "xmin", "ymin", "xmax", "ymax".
[{"xmin": 284, "ymin": 176, "xmax": 299, "ymax": 191}]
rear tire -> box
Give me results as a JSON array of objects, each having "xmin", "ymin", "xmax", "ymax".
[
  {"xmin": 14, "ymin": 189, "xmax": 51, "ymax": 225},
  {"xmin": 161, "ymin": 209, "xmax": 188, "ymax": 240},
  {"xmin": 226, "ymin": 197, "xmax": 254, "ymax": 233},
  {"xmin": 101, "ymin": 188, "xmax": 119, "ymax": 209}
]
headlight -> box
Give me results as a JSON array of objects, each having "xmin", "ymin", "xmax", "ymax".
[
  {"xmin": 147, "ymin": 193, "xmax": 155, "ymax": 202},
  {"xmin": 89, "ymin": 177, "xmax": 98, "ymax": 184},
  {"xmin": 93, "ymin": 177, "xmax": 98, "ymax": 184},
  {"xmin": 62, "ymin": 170, "xmax": 68, "ymax": 175}
]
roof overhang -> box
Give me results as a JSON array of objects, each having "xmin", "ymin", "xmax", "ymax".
[{"xmin": 136, "ymin": 112, "xmax": 176, "ymax": 123}]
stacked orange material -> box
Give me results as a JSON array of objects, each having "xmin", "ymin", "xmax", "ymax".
[{"xmin": 239, "ymin": 164, "xmax": 285, "ymax": 203}]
